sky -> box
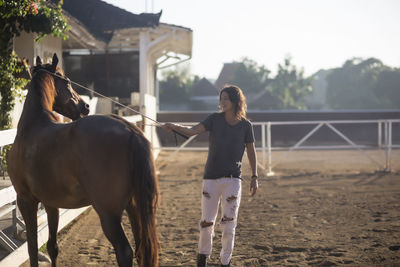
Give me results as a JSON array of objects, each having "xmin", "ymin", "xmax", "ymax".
[{"xmin": 103, "ymin": 0, "xmax": 400, "ymax": 80}]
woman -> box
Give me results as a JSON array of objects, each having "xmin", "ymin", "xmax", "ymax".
[{"xmin": 162, "ymin": 85, "xmax": 258, "ymax": 267}]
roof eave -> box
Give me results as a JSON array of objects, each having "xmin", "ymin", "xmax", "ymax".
[{"xmin": 62, "ymin": 11, "xmax": 106, "ymax": 50}]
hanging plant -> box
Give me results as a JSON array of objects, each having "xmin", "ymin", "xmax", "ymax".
[{"xmin": 0, "ymin": 0, "xmax": 69, "ymax": 130}]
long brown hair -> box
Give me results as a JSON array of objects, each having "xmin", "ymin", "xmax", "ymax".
[{"xmin": 220, "ymin": 84, "xmax": 247, "ymax": 120}]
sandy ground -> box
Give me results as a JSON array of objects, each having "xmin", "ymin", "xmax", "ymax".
[{"xmin": 21, "ymin": 150, "xmax": 400, "ymax": 266}]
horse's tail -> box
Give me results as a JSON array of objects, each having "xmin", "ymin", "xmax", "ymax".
[{"xmin": 130, "ymin": 132, "xmax": 159, "ymax": 267}]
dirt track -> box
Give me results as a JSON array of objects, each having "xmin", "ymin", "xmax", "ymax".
[{"xmin": 22, "ymin": 150, "xmax": 400, "ymax": 266}]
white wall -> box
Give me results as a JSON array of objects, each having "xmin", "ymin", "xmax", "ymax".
[
  {"xmin": 10, "ymin": 97, "xmax": 25, "ymax": 129},
  {"xmin": 13, "ymin": 32, "xmax": 34, "ymax": 64},
  {"xmin": 14, "ymin": 32, "xmax": 62, "ymax": 67}
]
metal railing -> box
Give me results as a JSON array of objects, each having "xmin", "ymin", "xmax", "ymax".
[{"xmin": 159, "ymin": 119, "xmax": 399, "ymax": 175}]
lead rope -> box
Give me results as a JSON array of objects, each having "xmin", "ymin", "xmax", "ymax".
[{"xmin": 38, "ymin": 69, "xmax": 187, "ymax": 144}]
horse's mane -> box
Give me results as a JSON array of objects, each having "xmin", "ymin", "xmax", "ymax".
[{"xmin": 31, "ymin": 66, "xmax": 63, "ymax": 121}]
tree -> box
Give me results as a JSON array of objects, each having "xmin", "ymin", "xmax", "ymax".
[
  {"xmin": 374, "ymin": 68, "xmax": 400, "ymax": 109},
  {"xmin": 325, "ymin": 58, "xmax": 399, "ymax": 109},
  {"xmin": 0, "ymin": 0, "xmax": 68, "ymax": 130},
  {"xmin": 228, "ymin": 57, "xmax": 271, "ymax": 95},
  {"xmin": 159, "ymin": 57, "xmax": 314, "ymax": 110},
  {"xmin": 223, "ymin": 57, "xmax": 313, "ymax": 110},
  {"xmin": 159, "ymin": 64, "xmax": 199, "ymax": 105},
  {"xmin": 269, "ymin": 56, "xmax": 313, "ymax": 109}
]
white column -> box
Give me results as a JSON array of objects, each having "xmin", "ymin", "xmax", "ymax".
[
  {"xmin": 267, "ymin": 122, "xmax": 274, "ymax": 176},
  {"xmin": 139, "ymin": 31, "xmax": 149, "ymax": 114}
]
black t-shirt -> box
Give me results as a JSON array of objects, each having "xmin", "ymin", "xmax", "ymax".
[{"xmin": 201, "ymin": 112, "xmax": 255, "ymax": 179}]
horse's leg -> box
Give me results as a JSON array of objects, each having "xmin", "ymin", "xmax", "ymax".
[
  {"xmin": 44, "ymin": 205, "xmax": 59, "ymax": 267},
  {"xmin": 125, "ymin": 202, "xmax": 140, "ymax": 260},
  {"xmin": 98, "ymin": 213, "xmax": 133, "ymax": 267},
  {"xmin": 17, "ymin": 196, "xmax": 39, "ymax": 267}
]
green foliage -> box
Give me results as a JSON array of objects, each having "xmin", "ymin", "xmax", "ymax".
[
  {"xmin": 227, "ymin": 56, "xmax": 312, "ymax": 109},
  {"xmin": 374, "ymin": 68, "xmax": 400, "ymax": 108},
  {"xmin": 0, "ymin": 0, "xmax": 68, "ymax": 44},
  {"xmin": 39, "ymin": 242, "xmax": 47, "ymax": 253},
  {"xmin": 269, "ymin": 56, "xmax": 313, "ymax": 109},
  {"xmin": 0, "ymin": 0, "xmax": 68, "ymax": 129},
  {"xmin": 159, "ymin": 57, "xmax": 313, "ymax": 110},
  {"xmin": 159, "ymin": 65, "xmax": 200, "ymax": 104},
  {"xmin": 0, "ymin": 51, "xmax": 28, "ymax": 129},
  {"xmin": 0, "ymin": 145, "xmax": 11, "ymax": 175},
  {"xmin": 326, "ymin": 58, "xmax": 400, "ymax": 109},
  {"xmin": 229, "ymin": 57, "xmax": 271, "ymax": 94},
  {"xmin": 159, "ymin": 74, "xmax": 188, "ymax": 104},
  {"xmin": 0, "ymin": 53, "xmax": 18, "ymax": 129}
]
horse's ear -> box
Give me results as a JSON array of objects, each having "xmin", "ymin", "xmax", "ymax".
[
  {"xmin": 36, "ymin": 56, "xmax": 42, "ymax": 66},
  {"xmin": 51, "ymin": 53, "xmax": 59, "ymax": 72}
]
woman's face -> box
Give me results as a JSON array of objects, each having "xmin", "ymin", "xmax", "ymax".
[{"xmin": 219, "ymin": 91, "xmax": 234, "ymax": 113}]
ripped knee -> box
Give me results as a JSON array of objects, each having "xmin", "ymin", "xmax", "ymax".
[
  {"xmin": 221, "ymin": 215, "xmax": 234, "ymax": 224},
  {"xmin": 200, "ymin": 220, "xmax": 213, "ymax": 228},
  {"xmin": 226, "ymin": 195, "xmax": 237, "ymax": 202}
]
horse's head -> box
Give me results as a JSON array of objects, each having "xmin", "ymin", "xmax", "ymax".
[{"xmin": 33, "ymin": 54, "xmax": 90, "ymax": 121}]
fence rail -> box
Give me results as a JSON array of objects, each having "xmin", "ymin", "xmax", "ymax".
[{"xmin": 159, "ymin": 119, "xmax": 399, "ymax": 175}]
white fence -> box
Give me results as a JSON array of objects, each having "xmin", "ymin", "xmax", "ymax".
[
  {"xmin": 159, "ymin": 119, "xmax": 400, "ymax": 175},
  {"xmin": 0, "ymin": 115, "xmax": 142, "ymax": 266}
]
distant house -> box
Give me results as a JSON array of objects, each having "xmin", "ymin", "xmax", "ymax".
[
  {"xmin": 214, "ymin": 62, "xmax": 241, "ymax": 89},
  {"xmin": 190, "ymin": 78, "xmax": 219, "ymax": 110},
  {"xmin": 246, "ymin": 89, "xmax": 280, "ymax": 110}
]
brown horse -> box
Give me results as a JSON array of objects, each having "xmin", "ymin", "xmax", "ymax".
[{"xmin": 7, "ymin": 54, "xmax": 159, "ymax": 267}]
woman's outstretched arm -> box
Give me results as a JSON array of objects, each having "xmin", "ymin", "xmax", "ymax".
[{"xmin": 162, "ymin": 122, "xmax": 206, "ymax": 137}]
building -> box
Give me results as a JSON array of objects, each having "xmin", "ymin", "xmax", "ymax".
[
  {"xmin": 13, "ymin": 0, "xmax": 193, "ymax": 147},
  {"xmin": 189, "ymin": 78, "xmax": 219, "ymax": 110},
  {"xmin": 214, "ymin": 62, "xmax": 241, "ymax": 90}
]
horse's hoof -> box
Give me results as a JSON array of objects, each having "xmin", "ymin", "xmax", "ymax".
[
  {"xmin": 38, "ymin": 252, "xmax": 51, "ymax": 263},
  {"xmin": 16, "ymin": 228, "xmax": 26, "ymax": 241}
]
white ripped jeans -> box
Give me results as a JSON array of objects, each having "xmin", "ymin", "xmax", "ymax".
[{"xmin": 198, "ymin": 178, "xmax": 242, "ymax": 265}]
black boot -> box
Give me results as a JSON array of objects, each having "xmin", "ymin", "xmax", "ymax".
[{"xmin": 197, "ymin": 254, "xmax": 207, "ymax": 267}]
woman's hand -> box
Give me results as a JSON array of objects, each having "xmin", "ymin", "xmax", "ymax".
[{"xmin": 250, "ymin": 177, "xmax": 258, "ymax": 196}]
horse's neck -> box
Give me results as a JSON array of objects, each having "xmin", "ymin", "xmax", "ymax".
[{"xmin": 17, "ymin": 89, "xmax": 54, "ymax": 132}]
